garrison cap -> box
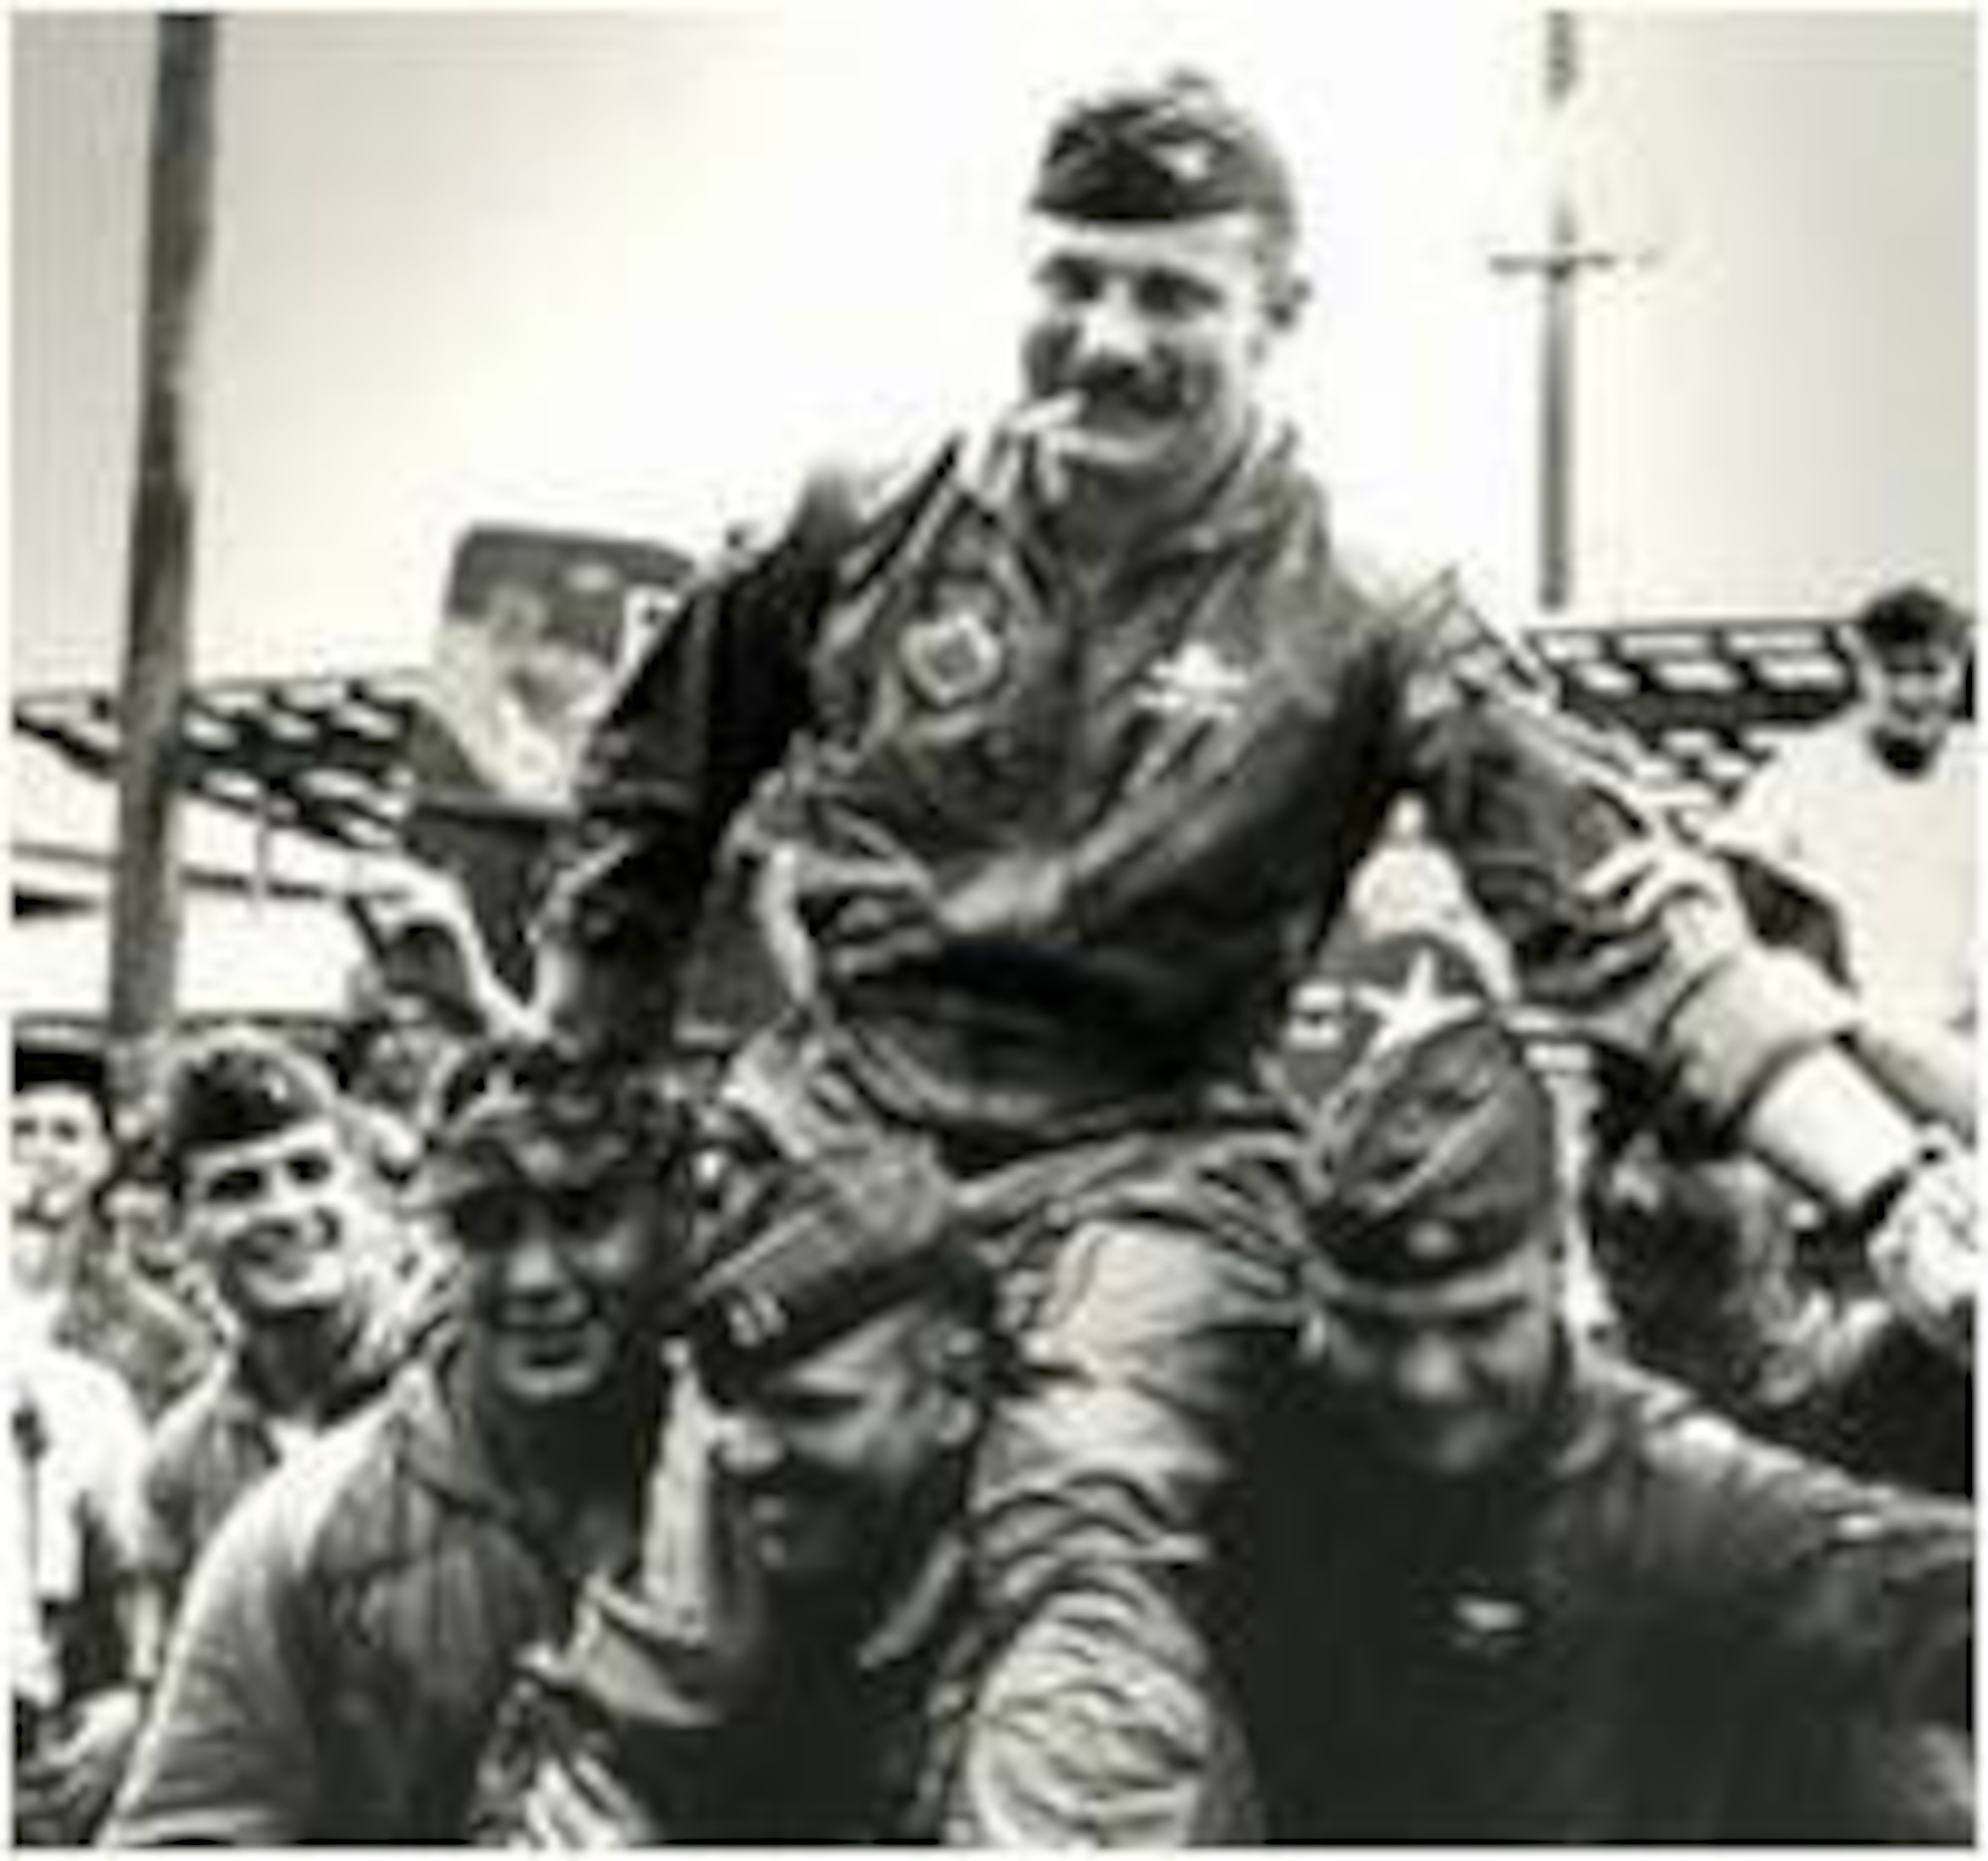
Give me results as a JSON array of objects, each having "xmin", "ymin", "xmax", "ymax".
[
  {"xmin": 420, "ymin": 1037, "xmax": 693, "ymax": 1215},
  {"xmin": 1307, "ymin": 1011, "xmax": 1556, "ymax": 1286},
  {"xmin": 13, "ymin": 1039, "xmax": 107, "ymax": 1106},
  {"xmin": 682, "ymin": 1115, "xmax": 980, "ymax": 1397},
  {"xmin": 157, "ymin": 1026, "xmax": 345, "ymax": 1194},
  {"xmin": 1030, "ymin": 70, "xmax": 1298, "ymax": 238}
]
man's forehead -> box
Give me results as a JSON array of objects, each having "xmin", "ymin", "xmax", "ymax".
[
  {"xmin": 12, "ymin": 1084, "xmax": 105, "ymax": 1127},
  {"xmin": 1866, "ymin": 635, "xmax": 1964, "ymax": 671},
  {"xmin": 703, "ymin": 1297, "xmax": 925, "ymax": 1406},
  {"xmin": 428, "ymin": 1112, "xmax": 652, "ymax": 1203},
  {"xmin": 1026, "ymin": 209, "xmax": 1274, "ymax": 275},
  {"xmin": 184, "ymin": 1113, "xmax": 345, "ymax": 1183},
  {"xmin": 1318, "ymin": 1239, "xmax": 1546, "ymax": 1320},
  {"xmin": 472, "ymin": 1135, "xmax": 642, "ymax": 1194}
]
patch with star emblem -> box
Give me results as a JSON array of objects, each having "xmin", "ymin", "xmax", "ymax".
[
  {"xmin": 897, "ymin": 588, "xmax": 1012, "ymax": 712},
  {"xmin": 1282, "ymin": 930, "xmax": 1493, "ymax": 1110}
]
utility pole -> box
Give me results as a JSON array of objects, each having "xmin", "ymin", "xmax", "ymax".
[
  {"xmin": 1488, "ymin": 10, "xmax": 1643, "ymax": 614},
  {"xmin": 106, "ymin": 15, "xmax": 220, "ymax": 1128}
]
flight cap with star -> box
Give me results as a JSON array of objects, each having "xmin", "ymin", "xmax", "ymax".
[
  {"xmin": 1030, "ymin": 69, "xmax": 1298, "ymax": 240},
  {"xmin": 1306, "ymin": 1009, "xmax": 1557, "ymax": 1286}
]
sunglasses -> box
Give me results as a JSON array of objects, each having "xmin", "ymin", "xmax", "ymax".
[{"xmin": 432, "ymin": 1160, "xmax": 658, "ymax": 1257}]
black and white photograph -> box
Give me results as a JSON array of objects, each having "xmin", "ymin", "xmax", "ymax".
[{"xmin": 9, "ymin": 4, "xmax": 1975, "ymax": 1844}]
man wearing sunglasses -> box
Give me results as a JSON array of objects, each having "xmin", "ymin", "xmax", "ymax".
[{"xmin": 105, "ymin": 1039, "xmax": 693, "ymax": 1846}]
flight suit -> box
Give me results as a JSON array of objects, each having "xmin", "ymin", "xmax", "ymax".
[{"xmin": 536, "ymin": 420, "xmax": 1849, "ymax": 1836}]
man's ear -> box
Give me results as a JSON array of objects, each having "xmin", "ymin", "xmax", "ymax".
[{"xmin": 1264, "ymin": 265, "xmax": 1311, "ymax": 333}]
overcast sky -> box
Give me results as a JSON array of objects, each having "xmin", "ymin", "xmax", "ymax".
[{"xmin": 11, "ymin": 5, "xmax": 1975, "ymax": 693}]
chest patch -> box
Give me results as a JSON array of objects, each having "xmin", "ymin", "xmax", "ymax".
[{"xmin": 897, "ymin": 589, "xmax": 1012, "ymax": 712}]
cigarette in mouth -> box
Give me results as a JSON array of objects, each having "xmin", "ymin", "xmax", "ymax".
[{"xmin": 1003, "ymin": 390, "xmax": 1084, "ymax": 438}]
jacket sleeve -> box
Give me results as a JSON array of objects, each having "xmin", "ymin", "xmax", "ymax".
[
  {"xmin": 1633, "ymin": 1390, "xmax": 1973, "ymax": 1727},
  {"xmin": 102, "ymin": 1477, "xmax": 326, "ymax": 1846},
  {"xmin": 1384, "ymin": 567, "xmax": 1853, "ymax": 1134},
  {"xmin": 528, "ymin": 483, "xmax": 848, "ymax": 1060}
]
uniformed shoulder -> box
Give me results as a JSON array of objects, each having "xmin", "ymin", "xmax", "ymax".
[
  {"xmin": 1585, "ymin": 1351, "xmax": 1863, "ymax": 1529},
  {"xmin": 1588, "ymin": 1354, "xmax": 1749, "ymax": 1462},
  {"xmin": 1328, "ymin": 531, "xmax": 1548, "ymax": 707},
  {"xmin": 142, "ymin": 1358, "xmax": 239, "ymax": 1482},
  {"xmin": 786, "ymin": 440, "xmax": 961, "ymax": 585},
  {"xmin": 798, "ymin": 443, "xmax": 956, "ymax": 535},
  {"xmin": 1329, "ymin": 532, "xmax": 1463, "ymax": 625},
  {"xmin": 212, "ymin": 1392, "xmax": 409, "ymax": 1589}
]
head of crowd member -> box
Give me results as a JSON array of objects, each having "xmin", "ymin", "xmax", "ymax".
[
  {"xmin": 11, "ymin": 1044, "xmax": 112, "ymax": 1231},
  {"xmin": 1846, "ymin": 583, "xmax": 1972, "ymax": 770},
  {"xmin": 339, "ymin": 913, "xmax": 486, "ymax": 1115},
  {"xmin": 1020, "ymin": 70, "xmax": 1309, "ymax": 525},
  {"xmin": 1580, "ymin": 1117, "xmax": 1802, "ymax": 1388},
  {"xmin": 10, "ymin": 1044, "xmax": 113, "ymax": 1305},
  {"xmin": 684, "ymin": 1167, "xmax": 1000, "ymax": 1610},
  {"xmin": 156, "ymin": 1026, "xmax": 383, "ymax": 1330},
  {"xmin": 421, "ymin": 1038, "xmax": 694, "ymax": 1421},
  {"xmin": 1300, "ymin": 1012, "xmax": 1563, "ymax": 1482},
  {"xmin": 96, "ymin": 1144, "xmax": 192, "ymax": 1286},
  {"xmin": 340, "ymin": 984, "xmax": 469, "ymax": 1125}
]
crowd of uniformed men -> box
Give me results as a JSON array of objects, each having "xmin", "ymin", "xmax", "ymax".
[{"xmin": 10, "ymin": 71, "xmax": 1975, "ymax": 1846}]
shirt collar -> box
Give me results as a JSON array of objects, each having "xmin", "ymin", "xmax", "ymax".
[{"xmin": 220, "ymin": 1296, "xmax": 401, "ymax": 1426}]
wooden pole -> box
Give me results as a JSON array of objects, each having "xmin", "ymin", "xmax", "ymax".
[
  {"xmin": 1539, "ymin": 9, "xmax": 1581, "ymax": 613},
  {"xmin": 105, "ymin": 15, "xmax": 220, "ymax": 1129}
]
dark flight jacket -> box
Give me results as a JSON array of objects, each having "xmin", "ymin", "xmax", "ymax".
[{"xmin": 539, "ymin": 422, "xmax": 1844, "ymax": 1151}]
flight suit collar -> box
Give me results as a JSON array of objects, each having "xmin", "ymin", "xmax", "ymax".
[{"xmin": 954, "ymin": 416, "xmax": 1310, "ymax": 569}]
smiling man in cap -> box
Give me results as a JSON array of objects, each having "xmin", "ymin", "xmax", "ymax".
[
  {"xmin": 529, "ymin": 68, "xmax": 1970, "ymax": 1836},
  {"xmin": 468, "ymin": 1113, "xmax": 1257, "ymax": 1845},
  {"xmin": 131, "ymin": 1028, "xmax": 414, "ymax": 1635},
  {"xmin": 106, "ymin": 1036, "xmax": 692, "ymax": 1845},
  {"xmin": 1232, "ymin": 1010, "xmax": 1974, "ymax": 1842}
]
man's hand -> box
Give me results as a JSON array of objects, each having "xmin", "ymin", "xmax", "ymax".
[
  {"xmin": 465, "ymin": 1648, "xmax": 661, "ymax": 1850},
  {"xmin": 355, "ymin": 862, "xmax": 537, "ymax": 1038},
  {"xmin": 824, "ymin": 856, "xmax": 1067, "ymax": 987},
  {"xmin": 500, "ymin": 1740, "xmax": 662, "ymax": 1849},
  {"xmin": 13, "ymin": 1682, "xmax": 144, "ymax": 1843},
  {"xmin": 592, "ymin": 1358, "xmax": 770, "ymax": 1727},
  {"xmin": 1867, "ymin": 1139, "xmax": 1976, "ymax": 1368},
  {"xmin": 1576, "ymin": 835, "xmax": 1749, "ymax": 970}
]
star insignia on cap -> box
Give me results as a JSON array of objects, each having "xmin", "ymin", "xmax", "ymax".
[{"xmin": 1348, "ymin": 945, "xmax": 1484, "ymax": 1062}]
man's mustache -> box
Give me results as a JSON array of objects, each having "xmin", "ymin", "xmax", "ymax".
[{"xmin": 1062, "ymin": 363, "xmax": 1188, "ymax": 419}]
